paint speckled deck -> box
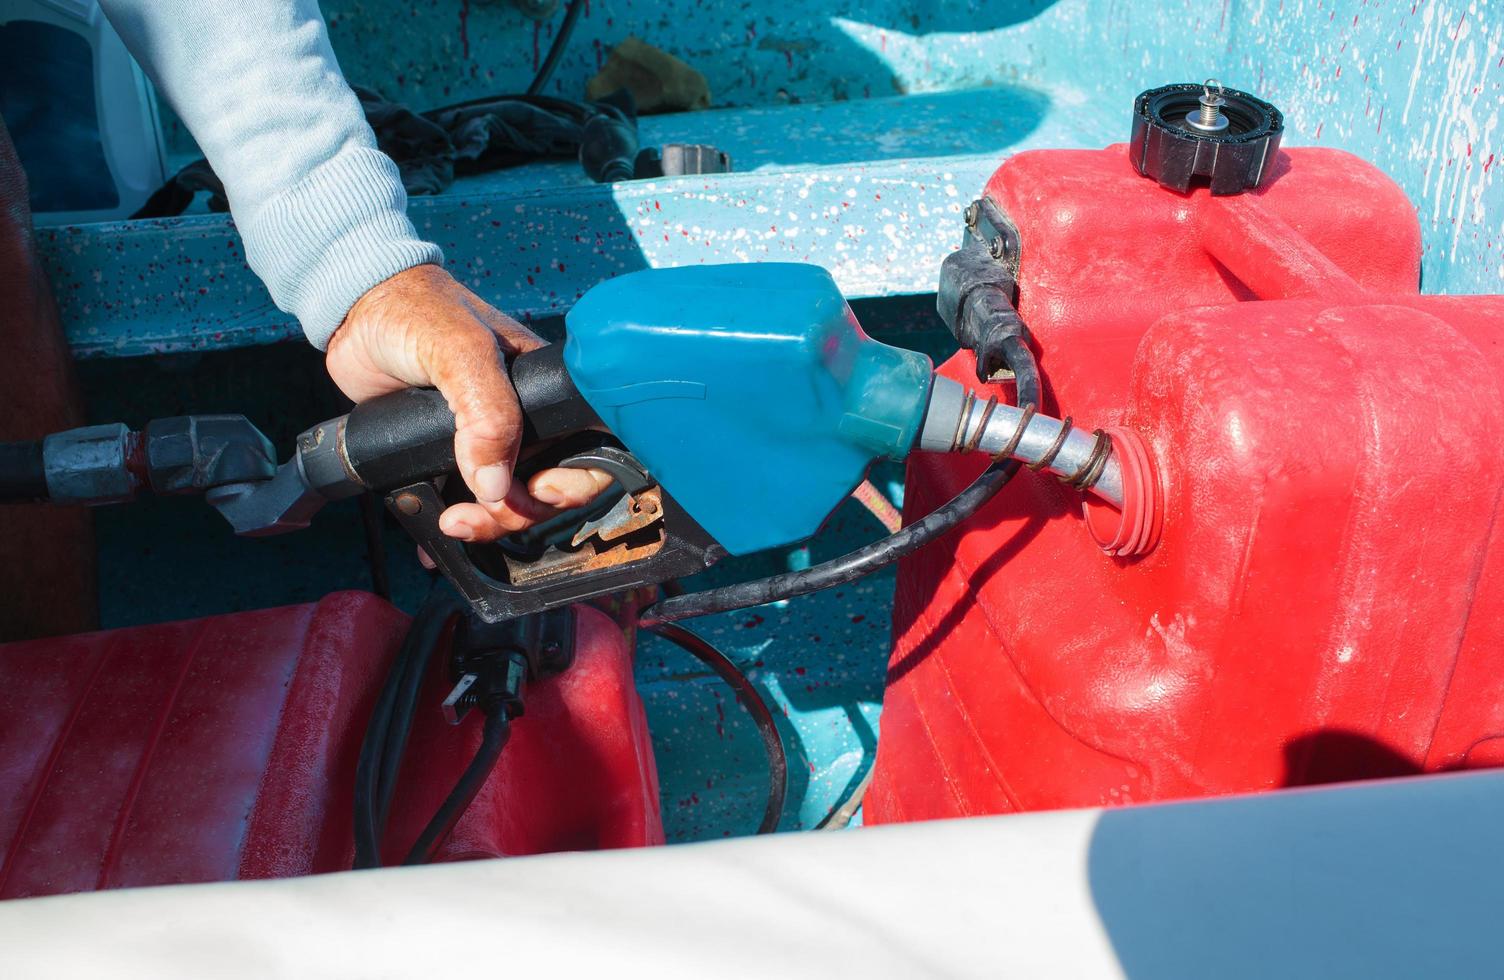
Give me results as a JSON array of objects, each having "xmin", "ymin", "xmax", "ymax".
[{"xmin": 38, "ymin": 0, "xmax": 1502, "ymax": 358}]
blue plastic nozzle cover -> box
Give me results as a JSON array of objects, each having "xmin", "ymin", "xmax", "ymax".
[{"xmin": 563, "ymin": 263, "xmax": 933, "ymax": 556}]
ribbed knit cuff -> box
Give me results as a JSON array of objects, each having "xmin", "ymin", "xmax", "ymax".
[{"xmin": 239, "ymin": 146, "xmax": 444, "ymax": 349}]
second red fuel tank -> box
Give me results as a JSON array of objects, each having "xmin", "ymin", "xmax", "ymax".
[{"xmin": 868, "ymin": 144, "xmax": 1504, "ymax": 823}]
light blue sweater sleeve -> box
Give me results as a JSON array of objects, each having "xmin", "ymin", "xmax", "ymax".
[{"xmin": 96, "ymin": 0, "xmax": 444, "ymax": 349}]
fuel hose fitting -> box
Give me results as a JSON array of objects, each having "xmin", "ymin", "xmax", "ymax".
[{"xmin": 919, "ymin": 376, "xmax": 1162, "ymax": 558}]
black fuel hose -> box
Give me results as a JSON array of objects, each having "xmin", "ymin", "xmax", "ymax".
[
  {"xmin": 376, "ymin": 592, "xmax": 461, "ymax": 834},
  {"xmin": 358, "ymin": 492, "xmax": 392, "ymax": 601},
  {"xmin": 353, "ymin": 586, "xmax": 463, "ymax": 870},
  {"xmin": 402, "ymin": 707, "xmax": 512, "ymax": 865},
  {"xmin": 639, "ymin": 335, "xmax": 1039, "ymax": 626},
  {"xmin": 527, "ymin": 0, "xmax": 587, "ymax": 96},
  {"xmin": 647, "ymin": 622, "xmax": 786, "ymax": 835}
]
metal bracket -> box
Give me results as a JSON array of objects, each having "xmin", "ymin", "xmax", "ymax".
[
  {"xmin": 443, "ymin": 604, "xmax": 578, "ymax": 724},
  {"xmin": 962, "ymin": 196, "xmax": 1023, "ymax": 280},
  {"xmin": 940, "ymin": 197, "xmax": 1031, "ymax": 384}
]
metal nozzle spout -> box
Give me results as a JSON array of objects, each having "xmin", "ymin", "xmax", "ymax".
[{"xmin": 918, "ymin": 376, "xmax": 1124, "ymax": 507}]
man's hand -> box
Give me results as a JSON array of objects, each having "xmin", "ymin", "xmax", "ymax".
[{"xmin": 326, "ymin": 264, "xmax": 612, "ymax": 541}]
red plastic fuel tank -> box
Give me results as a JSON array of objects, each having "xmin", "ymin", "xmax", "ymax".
[
  {"xmin": 868, "ymin": 145, "xmax": 1504, "ymax": 823},
  {"xmin": 0, "ymin": 592, "xmax": 660, "ymax": 898},
  {"xmin": 382, "ymin": 601, "xmax": 665, "ymax": 862}
]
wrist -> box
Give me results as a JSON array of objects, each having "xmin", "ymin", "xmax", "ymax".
[{"xmin": 342, "ymin": 263, "xmax": 450, "ymax": 330}]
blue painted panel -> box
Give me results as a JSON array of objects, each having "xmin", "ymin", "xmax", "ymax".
[
  {"xmin": 46, "ymin": 1, "xmax": 1501, "ymax": 356},
  {"xmin": 812, "ymin": 0, "xmax": 1502, "ymax": 293},
  {"xmin": 156, "ymin": 1, "xmax": 1064, "ymax": 152},
  {"xmin": 45, "ymin": 86, "xmax": 1075, "ymax": 358},
  {"xmin": 301, "ymin": 0, "xmax": 1498, "ymax": 295},
  {"xmin": 812, "ymin": 0, "xmax": 1499, "ymax": 299}
]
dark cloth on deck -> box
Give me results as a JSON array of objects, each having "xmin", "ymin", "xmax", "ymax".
[{"xmin": 135, "ymin": 89, "xmax": 633, "ymax": 219}]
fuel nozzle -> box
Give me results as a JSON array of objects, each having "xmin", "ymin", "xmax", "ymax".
[
  {"xmin": 918, "ymin": 376, "xmax": 1161, "ymax": 558},
  {"xmin": 931, "ymin": 214, "xmax": 1160, "ymax": 557},
  {"xmin": 919, "ymin": 377, "xmax": 1121, "ymax": 503}
]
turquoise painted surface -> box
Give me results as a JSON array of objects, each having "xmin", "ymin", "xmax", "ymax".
[
  {"xmin": 46, "ymin": 87, "xmax": 1071, "ymax": 357},
  {"xmin": 157, "ymin": 1, "xmax": 1063, "ymax": 147},
  {"xmin": 638, "ymin": 498, "xmax": 896, "ymax": 838},
  {"xmin": 45, "ymin": 0, "xmax": 1501, "ymax": 357}
]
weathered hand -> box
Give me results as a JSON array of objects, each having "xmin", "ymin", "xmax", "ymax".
[{"xmin": 325, "ymin": 264, "xmax": 612, "ymax": 541}]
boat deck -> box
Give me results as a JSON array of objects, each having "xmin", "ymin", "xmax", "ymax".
[{"xmin": 52, "ymin": 0, "xmax": 1502, "ymax": 840}]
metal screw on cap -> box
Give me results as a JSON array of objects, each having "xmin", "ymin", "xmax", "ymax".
[{"xmin": 1184, "ymin": 79, "xmax": 1230, "ymax": 134}]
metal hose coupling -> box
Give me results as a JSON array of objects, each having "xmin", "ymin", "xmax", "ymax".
[{"xmin": 918, "ymin": 376, "xmax": 1161, "ymax": 557}]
